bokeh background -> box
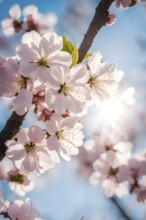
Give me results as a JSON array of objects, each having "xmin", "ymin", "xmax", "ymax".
[{"xmin": 1, "ymin": 0, "xmax": 146, "ymax": 219}]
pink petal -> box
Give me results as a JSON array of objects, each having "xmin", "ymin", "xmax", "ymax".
[
  {"xmin": 47, "ymin": 135, "xmax": 60, "ymax": 151},
  {"xmin": 23, "ymin": 5, "xmax": 38, "ymax": 18},
  {"xmin": 8, "ymin": 203, "xmax": 19, "ymax": 219},
  {"xmin": 17, "ymin": 128, "xmax": 29, "ymax": 144},
  {"xmin": 17, "ymin": 44, "xmax": 39, "ymax": 61},
  {"xmin": 28, "ymin": 125, "xmax": 45, "ymax": 143},
  {"xmin": 19, "ymin": 61, "xmax": 37, "ymax": 77},
  {"xmin": 21, "ymin": 31, "xmax": 41, "ymax": 47},
  {"xmin": 50, "ymin": 51, "xmax": 72, "ymax": 67},
  {"xmin": 9, "ymin": 4, "xmax": 21, "ymax": 19},
  {"xmin": 22, "ymin": 155, "xmax": 36, "ymax": 172},
  {"xmin": 11, "ymin": 89, "xmax": 33, "ymax": 115}
]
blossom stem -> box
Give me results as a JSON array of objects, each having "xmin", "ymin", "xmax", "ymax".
[{"xmin": 78, "ymin": 0, "xmax": 115, "ymax": 62}]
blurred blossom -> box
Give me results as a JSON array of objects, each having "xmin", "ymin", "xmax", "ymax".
[
  {"xmin": 90, "ymin": 151, "xmax": 129, "ymax": 197},
  {"xmin": 1, "ymin": 4, "xmax": 22, "ymax": 36},
  {"xmin": 7, "ymin": 169, "xmax": 34, "ymax": 196},
  {"xmin": 3, "ymin": 198, "xmax": 42, "ymax": 220},
  {"xmin": 1, "ymin": 4, "xmax": 58, "ymax": 36},
  {"xmin": 106, "ymin": 11, "xmax": 116, "ymax": 26}
]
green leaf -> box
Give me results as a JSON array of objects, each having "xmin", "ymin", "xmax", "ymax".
[
  {"xmin": 62, "ymin": 36, "xmax": 79, "ymax": 67},
  {"xmin": 70, "ymin": 44, "xmax": 79, "ymax": 68},
  {"xmin": 62, "ymin": 35, "xmax": 74, "ymax": 54},
  {"xmin": 83, "ymin": 53, "xmax": 92, "ymax": 61}
]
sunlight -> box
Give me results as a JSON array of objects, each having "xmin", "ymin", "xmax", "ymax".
[{"xmin": 100, "ymin": 99, "xmax": 125, "ymax": 123}]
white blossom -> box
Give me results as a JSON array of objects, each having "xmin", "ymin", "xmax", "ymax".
[
  {"xmin": 47, "ymin": 114, "xmax": 84, "ymax": 161},
  {"xmin": 6, "ymin": 125, "xmax": 59, "ymax": 175},
  {"xmin": 17, "ymin": 31, "xmax": 72, "ymax": 82}
]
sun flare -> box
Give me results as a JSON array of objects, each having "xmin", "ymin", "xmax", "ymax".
[{"xmin": 101, "ymin": 99, "xmax": 125, "ymax": 122}]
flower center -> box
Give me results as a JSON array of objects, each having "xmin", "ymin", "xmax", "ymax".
[
  {"xmin": 17, "ymin": 76, "xmax": 27, "ymax": 88},
  {"xmin": 130, "ymin": 178, "xmax": 139, "ymax": 193},
  {"xmin": 9, "ymin": 173, "xmax": 24, "ymax": 184},
  {"xmin": 38, "ymin": 57, "xmax": 49, "ymax": 67},
  {"xmin": 105, "ymin": 144, "xmax": 114, "ymax": 151},
  {"xmin": 13, "ymin": 20, "xmax": 22, "ymax": 30},
  {"xmin": 56, "ymin": 130, "xmax": 64, "ymax": 139},
  {"xmin": 58, "ymin": 83, "xmax": 69, "ymax": 96},
  {"xmin": 87, "ymin": 76, "xmax": 97, "ymax": 87},
  {"xmin": 109, "ymin": 167, "xmax": 118, "ymax": 176},
  {"xmin": 26, "ymin": 19, "xmax": 38, "ymax": 32},
  {"xmin": 24, "ymin": 142, "xmax": 36, "ymax": 154}
]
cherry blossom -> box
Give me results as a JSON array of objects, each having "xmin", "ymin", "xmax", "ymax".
[
  {"xmin": 134, "ymin": 176, "xmax": 146, "ymax": 203},
  {"xmin": 115, "ymin": 0, "xmax": 132, "ymax": 7},
  {"xmin": 0, "ymin": 57, "xmax": 35, "ymax": 115},
  {"xmin": 47, "ymin": 114, "xmax": 84, "ymax": 161},
  {"xmin": 22, "ymin": 5, "xmax": 58, "ymax": 34},
  {"xmin": 90, "ymin": 151, "xmax": 129, "ymax": 197},
  {"xmin": 83, "ymin": 129, "xmax": 132, "ymax": 165},
  {"xmin": 6, "ymin": 198, "xmax": 41, "ymax": 220},
  {"xmin": 22, "ymin": 5, "xmax": 39, "ymax": 32},
  {"xmin": 117, "ymin": 158, "xmax": 146, "ymax": 202},
  {"xmin": 32, "ymin": 83, "xmax": 54, "ymax": 121},
  {"xmin": 6, "ymin": 125, "xmax": 59, "ymax": 175},
  {"xmin": 86, "ymin": 52, "xmax": 120, "ymax": 105},
  {"xmin": 7, "ymin": 169, "xmax": 34, "ymax": 196},
  {"xmin": 106, "ymin": 11, "xmax": 116, "ymax": 26},
  {"xmin": 11, "ymin": 79, "xmax": 46, "ymax": 115},
  {"xmin": 1, "ymin": 4, "xmax": 22, "ymax": 36},
  {"xmin": 45, "ymin": 65, "xmax": 90, "ymax": 114},
  {"xmin": 1, "ymin": 4, "xmax": 58, "ymax": 37},
  {"xmin": 17, "ymin": 31, "xmax": 72, "ymax": 82},
  {"xmin": 10, "ymin": 88, "xmax": 33, "ymax": 115},
  {"xmin": 0, "ymin": 57, "xmax": 25, "ymax": 98},
  {"xmin": 1, "ymin": 0, "xmax": 146, "ymax": 213},
  {"xmin": 118, "ymin": 159, "xmax": 141, "ymax": 183}
]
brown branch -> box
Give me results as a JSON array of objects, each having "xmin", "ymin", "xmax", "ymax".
[
  {"xmin": 0, "ymin": 112, "xmax": 26, "ymax": 161},
  {"xmin": 110, "ymin": 197, "xmax": 133, "ymax": 220},
  {"xmin": 78, "ymin": 0, "xmax": 115, "ymax": 62}
]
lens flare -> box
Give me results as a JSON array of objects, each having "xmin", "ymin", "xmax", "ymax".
[{"xmin": 101, "ymin": 99, "xmax": 125, "ymax": 123}]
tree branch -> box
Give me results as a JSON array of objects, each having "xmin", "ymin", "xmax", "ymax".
[
  {"xmin": 0, "ymin": 0, "xmax": 115, "ymax": 161},
  {"xmin": 78, "ymin": 0, "xmax": 115, "ymax": 62},
  {"xmin": 110, "ymin": 197, "xmax": 132, "ymax": 220},
  {"xmin": 0, "ymin": 112, "xmax": 26, "ymax": 161}
]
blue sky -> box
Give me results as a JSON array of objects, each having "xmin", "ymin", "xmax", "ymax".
[
  {"xmin": 0, "ymin": 0, "xmax": 64, "ymax": 19},
  {"xmin": 1, "ymin": 1, "xmax": 146, "ymax": 220}
]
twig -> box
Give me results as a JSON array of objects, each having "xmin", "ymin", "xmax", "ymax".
[
  {"xmin": 110, "ymin": 197, "xmax": 132, "ymax": 220},
  {"xmin": 78, "ymin": 0, "xmax": 115, "ymax": 62}
]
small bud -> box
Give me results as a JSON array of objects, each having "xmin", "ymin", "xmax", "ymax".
[{"xmin": 106, "ymin": 11, "xmax": 116, "ymax": 26}]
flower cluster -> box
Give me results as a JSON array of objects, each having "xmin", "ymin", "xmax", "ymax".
[
  {"xmin": 0, "ymin": 195, "xmax": 42, "ymax": 220},
  {"xmin": 76, "ymin": 126, "xmax": 146, "ymax": 200},
  {"xmin": 0, "ymin": 30, "xmax": 121, "ymax": 120},
  {"xmin": 0, "ymin": 29, "xmax": 122, "ymax": 211},
  {"xmin": 1, "ymin": 2, "xmax": 146, "ymax": 217},
  {"xmin": 76, "ymin": 85, "xmax": 146, "ymax": 202},
  {"xmin": 1, "ymin": 4, "xmax": 57, "ymax": 36}
]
